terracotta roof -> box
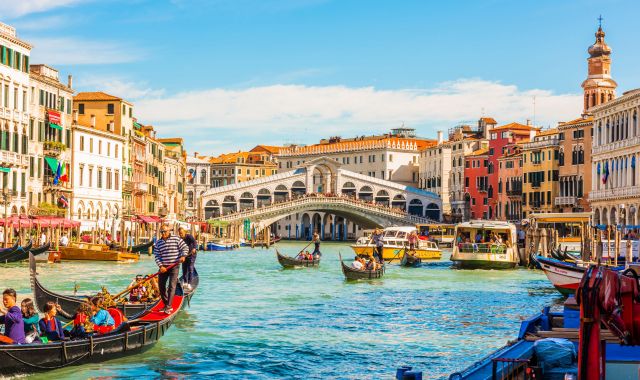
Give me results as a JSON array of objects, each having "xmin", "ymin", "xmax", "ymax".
[
  {"xmin": 280, "ymin": 136, "xmax": 435, "ymax": 156},
  {"xmin": 158, "ymin": 137, "xmax": 184, "ymax": 144},
  {"xmin": 558, "ymin": 117, "xmax": 594, "ymax": 128},
  {"xmin": 209, "ymin": 151, "xmax": 277, "ymax": 166},
  {"xmin": 480, "ymin": 117, "xmax": 497, "ymax": 124},
  {"xmin": 73, "ymin": 91, "xmax": 122, "ymax": 101},
  {"xmin": 490, "ymin": 122, "xmax": 540, "ymax": 132},
  {"xmin": 467, "ymin": 148, "xmax": 489, "ymax": 157},
  {"xmin": 250, "ymin": 145, "xmax": 283, "ymax": 154},
  {"xmin": 536, "ymin": 128, "xmax": 559, "ymax": 137}
]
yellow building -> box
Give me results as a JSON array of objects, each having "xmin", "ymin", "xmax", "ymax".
[
  {"xmin": 159, "ymin": 138, "xmax": 187, "ymax": 220},
  {"xmin": 209, "ymin": 149, "xmax": 279, "ymax": 188},
  {"xmin": 521, "ymin": 128, "xmax": 560, "ymax": 217},
  {"xmin": 140, "ymin": 125, "xmax": 165, "ymax": 216}
]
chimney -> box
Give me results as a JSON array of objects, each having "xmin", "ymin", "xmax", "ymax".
[
  {"xmin": 72, "ymin": 110, "xmax": 78, "ymax": 124},
  {"xmin": 67, "ymin": 74, "xmax": 73, "ymax": 88},
  {"xmin": 526, "ymin": 119, "xmax": 531, "ymax": 126},
  {"xmin": 437, "ymin": 130, "xmax": 443, "ymax": 144},
  {"xmin": 90, "ymin": 115, "xmax": 96, "ymax": 128}
]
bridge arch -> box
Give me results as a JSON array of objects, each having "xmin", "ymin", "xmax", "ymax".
[
  {"xmin": 341, "ymin": 181, "xmax": 356, "ymax": 197},
  {"xmin": 392, "ymin": 194, "xmax": 406, "ymax": 210},
  {"xmin": 425, "ymin": 203, "xmax": 440, "ymax": 221},
  {"xmin": 257, "ymin": 188, "xmax": 272, "ymax": 207},
  {"xmin": 307, "ymin": 157, "xmax": 340, "ymax": 194},
  {"xmin": 205, "ymin": 200, "xmax": 220, "ymax": 219},
  {"xmin": 239, "ymin": 192, "xmax": 255, "ymax": 211},
  {"xmin": 408, "ymin": 199, "xmax": 423, "ymax": 216},
  {"xmin": 359, "ymin": 185, "xmax": 373, "ymax": 201},
  {"xmin": 375, "ymin": 190, "xmax": 390, "ymax": 206},
  {"xmin": 274, "ymin": 185, "xmax": 289, "ymax": 202},
  {"xmin": 222, "ymin": 195, "xmax": 237, "ymax": 214},
  {"xmin": 291, "ymin": 181, "xmax": 306, "ymax": 197}
]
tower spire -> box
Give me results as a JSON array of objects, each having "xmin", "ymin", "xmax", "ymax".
[{"xmin": 581, "ymin": 19, "xmax": 617, "ymax": 115}]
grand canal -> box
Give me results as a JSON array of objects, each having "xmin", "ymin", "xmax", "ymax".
[{"xmin": 1, "ymin": 241, "xmax": 562, "ymax": 379}]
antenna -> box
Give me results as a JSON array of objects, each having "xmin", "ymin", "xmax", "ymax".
[{"xmin": 532, "ymin": 96, "xmax": 536, "ymax": 127}]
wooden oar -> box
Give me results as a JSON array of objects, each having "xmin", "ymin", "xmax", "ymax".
[
  {"xmin": 298, "ymin": 240, "xmax": 314, "ymax": 255},
  {"xmin": 111, "ymin": 256, "xmax": 187, "ymax": 300}
]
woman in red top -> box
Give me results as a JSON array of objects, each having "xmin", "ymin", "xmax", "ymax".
[{"xmin": 38, "ymin": 301, "xmax": 65, "ymax": 341}]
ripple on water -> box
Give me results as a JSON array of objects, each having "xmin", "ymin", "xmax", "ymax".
[{"xmin": 3, "ymin": 242, "xmax": 559, "ymax": 380}]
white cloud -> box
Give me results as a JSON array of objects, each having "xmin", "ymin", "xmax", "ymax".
[
  {"xmin": 28, "ymin": 37, "xmax": 143, "ymax": 65},
  {"xmin": 75, "ymin": 75, "xmax": 164, "ymax": 100},
  {"xmin": 0, "ymin": 0, "xmax": 89, "ymax": 18}
]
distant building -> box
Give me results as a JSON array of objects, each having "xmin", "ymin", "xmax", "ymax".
[
  {"xmin": 209, "ymin": 150, "xmax": 279, "ymax": 188},
  {"xmin": 521, "ymin": 129, "xmax": 560, "ymax": 217},
  {"xmin": 464, "ymin": 148, "xmax": 489, "ymax": 219},
  {"xmin": 556, "ymin": 117, "xmax": 592, "ymax": 213},
  {"xmin": 496, "ymin": 145, "xmax": 523, "ymax": 221},
  {"xmin": 159, "ymin": 138, "xmax": 187, "ymax": 220},
  {"xmin": 185, "ymin": 154, "xmax": 211, "ymax": 220},
  {"xmin": 418, "ymin": 131, "xmax": 452, "ymax": 217},
  {"xmin": 277, "ymin": 128, "xmax": 434, "ymax": 187}
]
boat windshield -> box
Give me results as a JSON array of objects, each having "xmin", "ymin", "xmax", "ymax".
[
  {"xmin": 418, "ymin": 225, "xmax": 454, "ymax": 237},
  {"xmin": 383, "ymin": 230, "xmax": 399, "ymax": 238},
  {"xmin": 456, "ymin": 228, "xmax": 512, "ymax": 247}
]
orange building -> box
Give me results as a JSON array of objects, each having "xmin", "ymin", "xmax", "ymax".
[{"xmin": 496, "ymin": 145, "xmax": 523, "ymax": 221}]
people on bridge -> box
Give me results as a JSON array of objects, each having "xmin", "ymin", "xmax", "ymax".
[
  {"xmin": 0, "ymin": 288, "xmax": 26, "ymax": 344},
  {"xmin": 178, "ymin": 227, "xmax": 198, "ymax": 290},
  {"xmin": 372, "ymin": 228, "xmax": 384, "ymax": 263},
  {"xmin": 312, "ymin": 232, "xmax": 321, "ymax": 258},
  {"xmin": 154, "ymin": 226, "xmax": 188, "ymax": 314}
]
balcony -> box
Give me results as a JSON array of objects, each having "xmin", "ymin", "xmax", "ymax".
[
  {"xmin": 134, "ymin": 182, "xmax": 148, "ymax": 194},
  {"xmin": 592, "ymin": 136, "xmax": 640, "ymax": 155},
  {"xmin": 506, "ymin": 189, "xmax": 522, "ymax": 197},
  {"xmin": 522, "ymin": 137, "xmax": 560, "ymax": 150},
  {"xmin": 0, "ymin": 151, "xmax": 28, "ymax": 168},
  {"xmin": 530, "ymin": 182, "xmax": 541, "ymax": 189},
  {"xmin": 43, "ymin": 142, "xmax": 66, "ymax": 157},
  {"xmin": 589, "ymin": 186, "xmax": 640, "ymax": 202},
  {"xmin": 43, "ymin": 176, "xmax": 72, "ymax": 192},
  {"xmin": 555, "ymin": 196, "xmax": 577, "ymax": 206},
  {"xmin": 123, "ymin": 180, "xmax": 134, "ymax": 193}
]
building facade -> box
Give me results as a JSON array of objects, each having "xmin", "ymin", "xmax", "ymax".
[
  {"xmin": 70, "ymin": 123, "xmax": 124, "ymax": 231},
  {"xmin": 0, "ymin": 23, "xmax": 31, "ymax": 217},
  {"xmin": 185, "ymin": 154, "xmax": 211, "ymax": 220},
  {"xmin": 556, "ymin": 118, "xmax": 592, "ymax": 213},
  {"xmin": 418, "ymin": 132, "xmax": 451, "ymax": 217},
  {"xmin": 209, "ymin": 150, "xmax": 278, "ymax": 188},
  {"xmin": 28, "ymin": 65, "xmax": 73, "ymax": 217},
  {"xmin": 159, "ymin": 138, "xmax": 186, "ymax": 221},
  {"xmin": 464, "ymin": 148, "xmax": 489, "ymax": 219},
  {"xmin": 496, "ymin": 145, "xmax": 523, "ymax": 221},
  {"xmin": 521, "ymin": 129, "xmax": 560, "ymax": 217},
  {"xmin": 590, "ymin": 89, "xmax": 640, "ymax": 226}
]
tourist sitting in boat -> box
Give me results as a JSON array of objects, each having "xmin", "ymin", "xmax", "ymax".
[
  {"xmin": 70, "ymin": 303, "xmax": 94, "ymax": 339},
  {"xmin": 0, "ymin": 288, "xmax": 26, "ymax": 344},
  {"xmin": 128, "ymin": 275, "xmax": 148, "ymax": 302},
  {"xmin": 39, "ymin": 301, "xmax": 66, "ymax": 341},
  {"xmin": 21, "ymin": 298, "xmax": 40, "ymax": 343},
  {"xmin": 89, "ymin": 297, "xmax": 115, "ymax": 334},
  {"xmin": 351, "ymin": 256, "xmax": 366, "ymax": 270},
  {"xmin": 365, "ymin": 258, "xmax": 380, "ymax": 271},
  {"xmin": 296, "ymin": 250, "xmax": 313, "ymax": 261}
]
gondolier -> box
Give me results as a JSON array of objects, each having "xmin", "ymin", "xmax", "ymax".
[
  {"xmin": 312, "ymin": 232, "xmax": 321, "ymax": 258},
  {"xmin": 372, "ymin": 228, "xmax": 384, "ymax": 263},
  {"xmin": 178, "ymin": 227, "xmax": 198, "ymax": 290},
  {"xmin": 154, "ymin": 226, "xmax": 188, "ymax": 314}
]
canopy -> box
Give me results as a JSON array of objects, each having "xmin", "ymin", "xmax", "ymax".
[
  {"xmin": 0, "ymin": 215, "xmax": 33, "ymax": 228},
  {"xmin": 49, "ymin": 123, "xmax": 63, "ymax": 131},
  {"xmin": 134, "ymin": 215, "xmax": 164, "ymax": 224},
  {"xmin": 32, "ymin": 216, "xmax": 81, "ymax": 228},
  {"xmin": 207, "ymin": 219, "xmax": 229, "ymax": 227}
]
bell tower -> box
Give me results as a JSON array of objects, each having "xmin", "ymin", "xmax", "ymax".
[{"xmin": 581, "ymin": 17, "xmax": 617, "ymax": 114}]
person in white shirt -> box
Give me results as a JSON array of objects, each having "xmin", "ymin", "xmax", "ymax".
[
  {"xmin": 59, "ymin": 234, "xmax": 69, "ymax": 247},
  {"xmin": 351, "ymin": 256, "xmax": 364, "ymax": 270},
  {"xmin": 40, "ymin": 232, "xmax": 47, "ymax": 246},
  {"xmin": 0, "ymin": 229, "xmax": 4, "ymax": 245}
]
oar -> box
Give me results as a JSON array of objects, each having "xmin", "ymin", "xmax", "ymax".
[
  {"xmin": 111, "ymin": 255, "xmax": 188, "ymax": 301},
  {"xmin": 298, "ymin": 240, "xmax": 314, "ymax": 255}
]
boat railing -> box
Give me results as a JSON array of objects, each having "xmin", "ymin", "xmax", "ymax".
[
  {"xmin": 491, "ymin": 357, "xmax": 531, "ymax": 379},
  {"xmin": 457, "ymin": 243, "xmax": 507, "ymax": 254}
]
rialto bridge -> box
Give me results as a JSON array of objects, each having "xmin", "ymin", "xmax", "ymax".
[{"xmin": 200, "ymin": 157, "xmax": 442, "ymax": 240}]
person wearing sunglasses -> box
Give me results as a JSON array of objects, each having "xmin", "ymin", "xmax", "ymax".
[{"xmin": 153, "ymin": 226, "xmax": 188, "ymax": 314}]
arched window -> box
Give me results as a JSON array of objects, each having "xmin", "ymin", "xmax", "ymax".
[
  {"xmin": 200, "ymin": 169, "xmax": 207, "ymax": 185},
  {"xmin": 187, "ymin": 191, "xmax": 194, "ymax": 207}
]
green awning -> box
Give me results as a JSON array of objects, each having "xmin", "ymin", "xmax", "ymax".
[
  {"xmin": 133, "ymin": 122, "xmax": 143, "ymax": 130},
  {"xmin": 0, "ymin": 167, "xmax": 10, "ymax": 173},
  {"xmin": 44, "ymin": 156, "xmax": 59, "ymax": 172},
  {"xmin": 49, "ymin": 123, "xmax": 63, "ymax": 131}
]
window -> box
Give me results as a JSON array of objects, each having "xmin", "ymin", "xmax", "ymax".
[
  {"xmin": 115, "ymin": 170, "xmax": 119, "ymax": 190},
  {"xmin": 89, "ymin": 138, "xmax": 93, "ymax": 153},
  {"xmin": 88, "ymin": 167, "xmax": 93, "ymax": 187},
  {"xmin": 78, "ymin": 103, "xmax": 84, "ymax": 114},
  {"xmin": 107, "ymin": 103, "xmax": 114, "ymax": 114},
  {"xmin": 80, "ymin": 136, "xmax": 85, "ymax": 151},
  {"xmin": 97, "ymin": 168, "xmax": 103, "ymax": 188},
  {"xmin": 122, "ymin": 104, "xmax": 126, "ymax": 115},
  {"xmin": 98, "ymin": 141, "xmax": 102, "ymax": 155},
  {"xmin": 106, "ymin": 170, "xmax": 112, "ymax": 189}
]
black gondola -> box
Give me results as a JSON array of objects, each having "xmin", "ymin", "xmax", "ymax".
[
  {"xmin": 400, "ymin": 251, "xmax": 422, "ymax": 267},
  {"xmin": 276, "ymin": 249, "xmax": 320, "ymax": 268},
  {"xmin": 30, "ymin": 254, "xmax": 155, "ymax": 319},
  {"xmin": 0, "ymin": 263, "xmax": 184, "ymax": 375},
  {"xmin": 0, "ymin": 241, "xmax": 33, "ymax": 263},
  {"xmin": 129, "ymin": 240, "xmax": 153, "ymax": 254},
  {"xmin": 1, "ymin": 242, "xmax": 50, "ymax": 263},
  {"xmin": 30, "ymin": 242, "xmax": 51, "ymax": 256},
  {"xmin": 339, "ymin": 253, "xmax": 385, "ymax": 280}
]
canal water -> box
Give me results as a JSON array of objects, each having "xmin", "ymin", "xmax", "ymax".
[{"xmin": 1, "ymin": 241, "xmax": 562, "ymax": 379}]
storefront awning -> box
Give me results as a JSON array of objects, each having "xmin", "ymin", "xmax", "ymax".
[
  {"xmin": 0, "ymin": 167, "xmax": 10, "ymax": 173},
  {"xmin": 44, "ymin": 156, "xmax": 59, "ymax": 172},
  {"xmin": 49, "ymin": 123, "xmax": 63, "ymax": 131}
]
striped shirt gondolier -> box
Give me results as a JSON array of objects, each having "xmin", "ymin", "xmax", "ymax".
[{"xmin": 154, "ymin": 236, "xmax": 188, "ymax": 267}]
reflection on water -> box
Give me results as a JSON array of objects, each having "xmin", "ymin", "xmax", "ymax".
[{"xmin": 3, "ymin": 241, "xmax": 559, "ymax": 379}]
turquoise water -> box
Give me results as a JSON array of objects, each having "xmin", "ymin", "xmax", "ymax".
[{"xmin": 1, "ymin": 241, "xmax": 562, "ymax": 379}]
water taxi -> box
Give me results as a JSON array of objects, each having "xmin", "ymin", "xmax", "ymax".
[
  {"xmin": 450, "ymin": 220, "xmax": 519, "ymax": 269},
  {"xmin": 416, "ymin": 223, "xmax": 455, "ymax": 246},
  {"xmin": 351, "ymin": 226, "xmax": 441, "ymax": 262}
]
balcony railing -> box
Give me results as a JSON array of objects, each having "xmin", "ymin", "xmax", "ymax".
[
  {"xmin": 134, "ymin": 182, "xmax": 148, "ymax": 193},
  {"xmin": 0, "ymin": 151, "xmax": 28, "ymax": 168},
  {"xmin": 555, "ymin": 196, "xmax": 577, "ymax": 206},
  {"xmin": 43, "ymin": 176, "xmax": 72, "ymax": 191},
  {"xmin": 592, "ymin": 136, "xmax": 640, "ymax": 155},
  {"xmin": 506, "ymin": 189, "xmax": 522, "ymax": 196},
  {"xmin": 589, "ymin": 186, "xmax": 640, "ymax": 201},
  {"xmin": 522, "ymin": 137, "xmax": 560, "ymax": 150},
  {"xmin": 457, "ymin": 243, "xmax": 507, "ymax": 254}
]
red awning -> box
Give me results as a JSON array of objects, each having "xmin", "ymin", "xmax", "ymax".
[
  {"xmin": 135, "ymin": 215, "xmax": 163, "ymax": 224},
  {"xmin": 0, "ymin": 215, "xmax": 33, "ymax": 228},
  {"xmin": 32, "ymin": 216, "xmax": 80, "ymax": 228},
  {"xmin": 47, "ymin": 109, "xmax": 61, "ymax": 125}
]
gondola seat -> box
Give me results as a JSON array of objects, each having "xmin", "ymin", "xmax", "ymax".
[{"xmin": 108, "ymin": 308, "xmax": 125, "ymax": 327}]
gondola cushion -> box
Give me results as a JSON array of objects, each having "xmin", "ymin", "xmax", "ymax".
[{"xmin": 107, "ymin": 308, "xmax": 125, "ymax": 327}]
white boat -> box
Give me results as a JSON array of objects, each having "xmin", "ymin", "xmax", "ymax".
[
  {"xmin": 451, "ymin": 220, "xmax": 519, "ymax": 269},
  {"xmin": 351, "ymin": 226, "xmax": 442, "ymax": 261}
]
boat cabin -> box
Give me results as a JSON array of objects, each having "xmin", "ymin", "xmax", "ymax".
[
  {"xmin": 416, "ymin": 223, "xmax": 455, "ymax": 245},
  {"xmin": 382, "ymin": 226, "xmax": 439, "ymax": 250},
  {"xmin": 454, "ymin": 221, "xmax": 517, "ymax": 254}
]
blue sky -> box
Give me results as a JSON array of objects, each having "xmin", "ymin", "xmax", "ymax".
[{"xmin": 4, "ymin": 0, "xmax": 640, "ymax": 155}]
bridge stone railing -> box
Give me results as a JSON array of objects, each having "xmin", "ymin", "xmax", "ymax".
[{"xmin": 211, "ymin": 196, "xmax": 436, "ymax": 225}]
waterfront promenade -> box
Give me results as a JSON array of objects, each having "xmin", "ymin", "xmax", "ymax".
[{"xmin": 3, "ymin": 242, "xmax": 560, "ymax": 379}]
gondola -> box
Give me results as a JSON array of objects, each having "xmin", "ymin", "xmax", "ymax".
[
  {"xmin": 0, "ymin": 241, "xmax": 23, "ymax": 261},
  {"xmin": 1, "ymin": 242, "xmax": 48, "ymax": 264},
  {"xmin": 0, "ymin": 283, "xmax": 183, "ymax": 375},
  {"xmin": 276, "ymin": 249, "xmax": 320, "ymax": 268},
  {"xmin": 400, "ymin": 250, "xmax": 422, "ymax": 267},
  {"xmin": 30, "ymin": 253, "xmax": 156, "ymax": 319},
  {"xmin": 0, "ymin": 241, "xmax": 33, "ymax": 263},
  {"xmin": 339, "ymin": 253, "xmax": 385, "ymax": 280},
  {"xmin": 129, "ymin": 240, "xmax": 153, "ymax": 254}
]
